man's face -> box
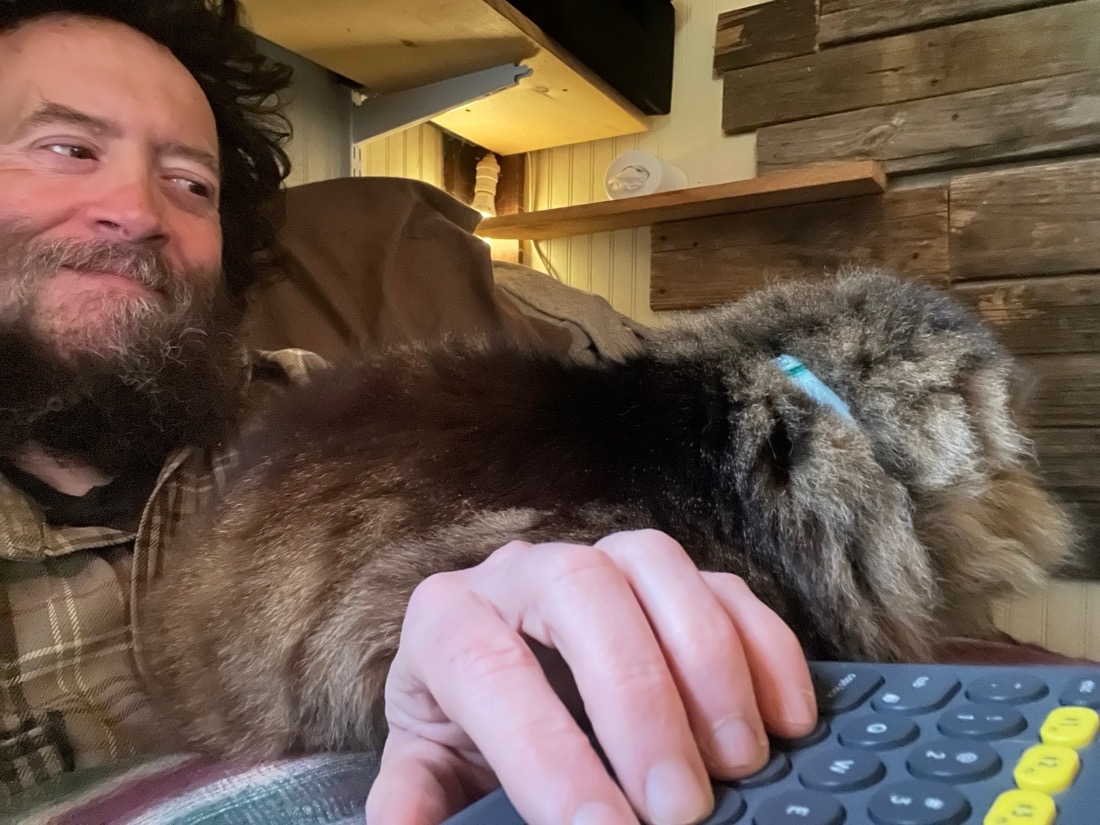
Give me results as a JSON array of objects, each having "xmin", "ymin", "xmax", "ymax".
[
  {"xmin": 0, "ymin": 13, "xmax": 224, "ymax": 356},
  {"xmin": 0, "ymin": 14, "xmax": 251, "ymax": 474}
]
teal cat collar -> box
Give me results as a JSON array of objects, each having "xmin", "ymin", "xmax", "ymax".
[{"xmin": 774, "ymin": 355, "xmax": 855, "ymax": 423}]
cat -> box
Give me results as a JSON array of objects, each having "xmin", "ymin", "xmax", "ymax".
[{"xmin": 141, "ymin": 268, "xmax": 1075, "ymax": 760}]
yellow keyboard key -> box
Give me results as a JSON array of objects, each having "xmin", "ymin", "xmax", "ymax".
[
  {"xmin": 1041, "ymin": 706, "xmax": 1100, "ymax": 749},
  {"xmin": 1014, "ymin": 744, "xmax": 1080, "ymax": 793},
  {"xmin": 984, "ymin": 789, "xmax": 1057, "ymax": 825}
]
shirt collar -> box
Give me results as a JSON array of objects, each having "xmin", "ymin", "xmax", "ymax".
[
  {"xmin": 0, "ymin": 469, "xmax": 136, "ymax": 561},
  {"xmin": 0, "ymin": 348, "xmax": 321, "ymax": 563}
]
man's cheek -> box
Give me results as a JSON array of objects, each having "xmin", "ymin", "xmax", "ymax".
[{"xmin": 173, "ymin": 215, "xmax": 222, "ymax": 283}]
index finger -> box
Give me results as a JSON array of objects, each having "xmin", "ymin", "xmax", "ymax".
[
  {"xmin": 475, "ymin": 541, "xmax": 714, "ymax": 825},
  {"xmin": 399, "ymin": 571, "xmax": 639, "ymax": 825}
]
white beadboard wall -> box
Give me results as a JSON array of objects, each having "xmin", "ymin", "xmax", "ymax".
[
  {"xmin": 354, "ymin": 125, "xmax": 444, "ymax": 189},
  {"xmin": 523, "ymin": 0, "xmax": 763, "ymax": 327},
  {"xmin": 346, "ymin": 2, "xmax": 1100, "ymax": 660}
]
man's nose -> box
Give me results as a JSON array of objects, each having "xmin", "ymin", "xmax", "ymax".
[{"xmin": 86, "ymin": 169, "xmax": 169, "ymax": 248}]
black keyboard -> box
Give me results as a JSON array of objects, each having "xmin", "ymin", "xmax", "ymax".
[{"xmin": 442, "ymin": 660, "xmax": 1100, "ymax": 824}]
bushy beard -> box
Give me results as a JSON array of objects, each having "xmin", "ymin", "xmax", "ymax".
[{"xmin": 0, "ymin": 229, "xmax": 249, "ymax": 477}]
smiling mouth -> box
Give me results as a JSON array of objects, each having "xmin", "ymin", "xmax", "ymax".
[{"xmin": 60, "ymin": 266, "xmax": 162, "ymax": 296}]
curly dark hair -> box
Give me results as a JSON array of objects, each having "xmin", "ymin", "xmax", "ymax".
[{"xmin": 0, "ymin": 0, "xmax": 294, "ymax": 306}]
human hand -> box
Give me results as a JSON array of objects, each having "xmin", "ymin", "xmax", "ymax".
[{"xmin": 364, "ymin": 529, "xmax": 817, "ymax": 825}]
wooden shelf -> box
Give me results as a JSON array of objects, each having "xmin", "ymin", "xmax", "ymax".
[
  {"xmin": 476, "ymin": 160, "xmax": 888, "ymax": 240},
  {"xmin": 244, "ymin": 0, "xmax": 649, "ymax": 155}
]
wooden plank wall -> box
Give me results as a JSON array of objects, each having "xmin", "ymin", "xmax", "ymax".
[
  {"xmin": 653, "ymin": 0, "xmax": 1100, "ymax": 576},
  {"xmin": 725, "ymin": 0, "xmax": 1100, "ymax": 174}
]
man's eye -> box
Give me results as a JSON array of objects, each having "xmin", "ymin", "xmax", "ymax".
[
  {"xmin": 172, "ymin": 177, "xmax": 215, "ymax": 200},
  {"xmin": 46, "ymin": 143, "xmax": 96, "ymax": 160}
]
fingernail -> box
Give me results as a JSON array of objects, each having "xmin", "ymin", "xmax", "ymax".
[
  {"xmin": 784, "ymin": 687, "xmax": 818, "ymax": 729},
  {"xmin": 712, "ymin": 717, "xmax": 767, "ymax": 771},
  {"xmin": 645, "ymin": 758, "xmax": 712, "ymax": 825},
  {"xmin": 573, "ymin": 800, "xmax": 630, "ymax": 825}
]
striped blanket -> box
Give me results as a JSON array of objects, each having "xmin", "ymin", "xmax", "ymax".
[{"xmin": 2, "ymin": 753, "xmax": 380, "ymax": 825}]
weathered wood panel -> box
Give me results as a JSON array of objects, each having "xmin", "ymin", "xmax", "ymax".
[
  {"xmin": 1019, "ymin": 354, "xmax": 1100, "ymax": 428},
  {"xmin": 950, "ymin": 157, "xmax": 1100, "ymax": 281},
  {"xmin": 1056, "ymin": 499, "xmax": 1100, "ymax": 578},
  {"xmin": 722, "ymin": 1, "xmax": 1100, "ymax": 134},
  {"xmin": 757, "ymin": 73, "xmax": 1100, "ymax": 175},
  {"xmin": 1033, "ymin": 429, "xmax": 1100, "ymax": 501},
  {"xmin": 1035, "ymin": 426, "xmax": 1100, "ymax": 573},
  {"xmin": 714, "ymin": 0, "xmax": 817, "ymax": 74},
  {"xmin": 650, "ymin": 186, "xmax": 948, "ymax": 311},
  {"xmin": 952, "ymin": 275, "xmax": 1100, "ymax": 355},
  {"xmin": 819, "ymin": 0, "xmax": 1080, "ymax": 46}
]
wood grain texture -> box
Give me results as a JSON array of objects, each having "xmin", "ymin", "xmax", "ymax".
[
  {"xmin": 722, "ymin": 1, "xmax": 1100, "ymax": 134},
  {"xmin": 1057, "ymin": 499, "xmax": 1100, "ymax": 578},
  {"xmin": 952, "ymin": 274, "xmax": 1100, "ymax": 355},
  {"xmin": 713, "ymin": 0, "xmax": 817, "ymax": 73},
  {"xmin": 757, "ymin": 73, "xmax": 1100, "ymax": 175},
  {"xmin": 649, "ymin": 185, "xmax": 948, "ymax": 311},
  {"xmin": 950, "ymin": 157, "xmax": 1100, "ymax": 281},
  {"xmin": 1033, "ymin": 429, "xmax": 1100, "ymax": 501},
  {"xmin": 245, "ymin": 0, "xmax": 647, "ymax": 155},
  {"xmin": 819, "ymin": 0, "xmax": 1080, "ymax": 45},
  {"xmin": 477, "ymin": 160, "xmax": 886, "ymax": 240},
  {"xmin": 1019, "ymin": 354, "xmax": 1100, "ymax": 428}
]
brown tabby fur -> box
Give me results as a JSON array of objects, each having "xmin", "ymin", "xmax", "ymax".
[{"xmin": 141, "ymin": 269, "xmax": 1075, "ymax": 761}]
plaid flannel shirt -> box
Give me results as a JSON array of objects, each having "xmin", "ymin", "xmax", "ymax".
[{"xmin": 0, "ymin": 349, "xmax": 324, "ymax": 805}]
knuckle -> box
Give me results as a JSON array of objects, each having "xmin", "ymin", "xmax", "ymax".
[
  {"xmin": 494, "ymin": 539, "xmax": 534, "ymax": 557},
  {"xmin": 604, "ymin": 656, "xmax": 673, "ymax": 700},
  {"xmin": 539, "ymin": 542, "xmax": 615, "ymax": 584},
  {"xmin": 451, "ymin": 636, "xmax": 538, "ymax": 684},
  {"xmin": 660, "ymin": 620, "xmax": 742, "ymax": 683},
  {"xmin": 677, "ymin": 621, "xmax": 740, "ymax": 671},
  {"xmin": 598, "ymin": 528, "xmax": 687, "ymax": 560},
  {"xmin": 707, "ymin": 571, "xmax": 753, "ymax": 598},
  {"xmin": 405, "ymin": 571, "xmax": 466, "ymax": 619},
  {"xmin": 476, "ymin": 539, "xmax": 534, "ymax": 574}
]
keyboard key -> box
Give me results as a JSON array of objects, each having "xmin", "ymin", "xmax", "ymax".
[
  {"xmin": 1013, "ymin": 743, "xmax": 1080, "ymax": 793},
  {"xmin": 966, "ymin": 674, "xmax": 1048, "ymax": 705},
  {"xmin": 813, "ymin": 664, "xmax": 885, "ymax": 713},
  {"xmin": 906, "ymin": 738, "xmax": 1001, "ymax": 783},
  {"xmin": 773, "ymin": 720, "xmax": 831, "ymax": 751},
  {"xmin": 728, "ymin": 752, "xmax": 791, "ymax": 790},
  {"xmin": 1040, "ymin": 706, "xmax": 1100, "ymax": 749},
  {"xmin": 445, "ymin": 789, "xmax": 525, "ymax": 825},
  {"xmin": 867, "ymin": 780, "xmax": 970, "ymax": 825},
  {"xmin": 982, "ymin": 789, "xmax": 1056, "ymax": 825},
  {"xmin": 873, "ymin": 674, "xmax": 960, "ymax": 714},
  {"xmin": 838, "ymin": 713, "xmax": 919, "ymax": 750},
  {"xmin": 1059, "ymin": 674, "xmax": 1100, "ymax": 709},
  {"xmin": 752, "ymin": 789, "xmax": 844, "ymax": 825},
  {"xmin": 699, "ymin": 785, "xmax": 746, "ymax": 824},
  {"xmin": 937, "ymin": 703, "xmax": 1026, "ymax": 740},
  {"xmin": 798, "ymin": 747, "xmax": 885, "ymax": 792}
]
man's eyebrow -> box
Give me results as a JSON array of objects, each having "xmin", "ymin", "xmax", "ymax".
[
  {"xmin": 15, "ymin": 100, "xmax": 221, "ymax": 178},
  {"xmin": 162, "ymin": 142, "xmax": 221, "ymax": 179},
  {"xmin": 16, "ymin": 101, "xmax": 118, "ymax": 138}
]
